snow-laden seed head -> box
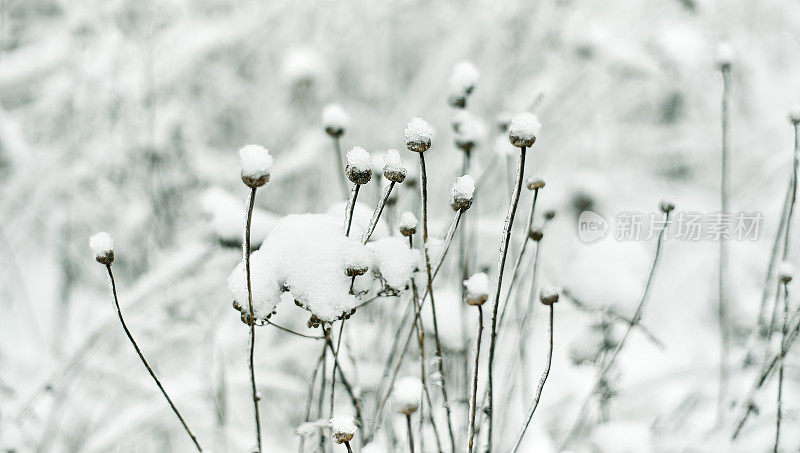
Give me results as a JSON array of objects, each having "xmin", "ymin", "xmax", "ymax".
[
  {"xmin": 539, "ymin": 285, "xmax": 560, "ymax": 305},
  {"xmin": 453, "ymin": 112, "xmax": 484, "ymax": 153},
  {"xmin": 405, "ymin": 117, "xmax": 434, "ymax": 153},
  {"xmin": 89, "ymin": 232, "xmax": 114, "ymax": 265},
  {"xmin": 526, "ymin": 176, "xmax": 545, "ymax": 190},
  {"xmin": 383, "ymin": 149, "xmax": 407, "ymax": 183},
  {"xmin": 322, "ymin": 104, "xmax": 350, "ymax": 137},
  {"xmin": 464, "ymin": 272, "xmax": 490, "ymax": 306},
  {"xmin": 446, "ymin": 61, "xmax": 480, "ymax": 108},
  {"xmin": 529, "ymin": 227, "xmax": 544, "ymax": 241},
  {"xmin": 398, "ymin": 211, "xmax": 418, "ymax": 237},
  {"xmin": 393, "ymin": 376, "xmax": 422, "ymax": 415},
  {"xmin": 239, "ymin": 144, "xmax": 273, "ymax": 188},
  {"xmin": 346, "ymin": 146, "xmax": 372, "ymax": 185},
  {"xmin": 450, "ymin": 174, "xmax": 476, "ymax": 211},
  {"xmin": 788, "ymin": 106, "xmax": 800, "ymax": 125},
  {"xmin": 659, "ymin": 200, "xmax": 675, "ymax": 214},
  {"xmin": 330, "ymin": 415, "xmax": 357, "ymax": 444},
  {"xmin": 343, "ymin": 243, "xmax": 372, "ymax": 277},
  {"xmin": 779, "ymin": 261, "xmax": 794, "ymax": 283},
  {"xmin": 508, "ymin": 112, "xmax": 541, "ymax": 148},
  {"xmin": 715, "ymin": 42, "xmax": 734, "ymax": 70}
]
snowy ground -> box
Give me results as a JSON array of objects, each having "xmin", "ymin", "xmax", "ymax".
[{"xmin": 1, "ymin": 0, "xmax": 800, "ymax": 452}]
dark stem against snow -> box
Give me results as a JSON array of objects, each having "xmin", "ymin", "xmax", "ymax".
[
  {"xmin": 418, "ymin": 152, "xmax": 457, "ymax": 453},
  {"xmin": 244, "ymin": 186, "xmax": 263, "ymax": 453},
  {"xmin": 345, "ymin": 184, "xmax": 361, "ymax": 237},
  {"xmin": 324, "ymin": 333, "xmax": 366, "ymax": 440},
  {"xmin": 468, "ymin": 305, "xmax": 484, "ymax": 453},
  {"xmin": 329, "ymin": 320, "xmax": 346, "ymax": 419},
  {"xmin": 406, "ymin": 413, "xmax": 416, "ymax": 453},
  {"xmin": 344, "ymin": 441, "xmax": 354, "ymax": 453},
  {"xmin": 774, "ymin": 282, "xmax": 790, "ymax": 453},
  {"xmin": 104, "ymin": 265, "xmax": 203, "ymax": 452},
  {"xmin": 716, "ymin": 65, "xmax": 731, "ymax": 426},
  {"xmin": 362, "ymin": 181, "xmax": 396, "ymax": 244},
  {"xmin": 560, "ymin": 209, "xmax": 671, "ymax": 449},
  {"xmin": 486, "ymin": 146, "xmax": 527, "ymax": 452},
  {"xmin": 511, "ymin": 304, "xmax": 554, "ymax": 453},
  {"xmin": 299, "ymin": 344, "xmax": 326, "ymax": 453}
]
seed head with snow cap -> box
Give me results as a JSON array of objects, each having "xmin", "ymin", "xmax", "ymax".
[
  {"xmin": 788, "ymin": 105, "xmax": 800, "ymax": 125},
  {"xmin": 346, "ymin": 146, "xmax": 372, "ymax": 185},
  {"xmin": 329, "ymin": 415, "xmax": 357, "ymax": 444},
  {"xmin": 447, "ymin": 61, "xmax": 480, "ymax": 108},
  {"xmin": 90, "ymin": 232, "xmax": 114, "ymax": 265},
  {"xmin": 322, "ymin": 104, "xmax": 350, "ymax": 137},
  {"xmin": 464, "ymin": 272, "xmax": 490, "ymax": 306},
  {"xmin": 715, "ymin": 42, "xmax": 734, "ymax": 70},
  {"xmin": 405, "ymin": 117, "xmax": 434, "ymax": 153},
  {"xmin": 450, "ymin": 174, "xmax": 476, "ymax": 211},
  {"xmin": 539, "ymin": 285, "xmax": 560, "ymax": 305},
  {"xmin": 508, "ymin": 112, "xmax": 541, "ymax": 148},
  {"xmin": 239, "ymin": 144, "xmax": 273, "ymax": 188},
  {"xmin": 383, "ymin": 149, "xmax": 407, "ymax": 183},
  {"xmin": 779, "ymin": 261, "xmax": 794, "ymax": 283},
  {"xmin": 398, "ymin": 211, "xmax": 418, "ymax": 237},
  {"xmin": 393, "ymin": 376, "xmax": 422, "ymax": 415}
]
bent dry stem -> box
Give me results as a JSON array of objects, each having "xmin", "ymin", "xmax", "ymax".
[{"xmin": 104, "ymin": 265, "xmax": 203, "ymax": 451}]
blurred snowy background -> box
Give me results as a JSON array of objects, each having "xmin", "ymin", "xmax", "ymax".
[{"xmin": 1, "ymin": 0, "xmax": 800, "ymax": 451}]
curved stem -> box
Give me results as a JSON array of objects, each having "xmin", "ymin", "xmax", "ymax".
[
  {"xmin": 105, "ymin": 265, "xmax": 203, "ymax": 451},
  {"xmin": 486, "ymin": 146, "xmax": 527, "ymax": 452},
  {"xmin": 244, "ymin": 187, "xmax": 262, "ymax": 452},
  {"xmin": 468, "ymin": 305, "xmax": 484, "ymax": 453},
  {"xmin": 511, "ymin": 305, "xmax": 554, "ymax": 453}
]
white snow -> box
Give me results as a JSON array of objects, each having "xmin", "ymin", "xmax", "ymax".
[
  {"xmin": 393, "ymin": 376, "xmax": 422, "ymax": 414},
  {"xmin": 367, "ymin": 236, "xmax": 421, "ymax": 290},
  {"xmin": 398, "ymin": 211, "xmax": 418, "ymax": 232},
  {"xmin": 464, "ymin": 272, "xmax": 489, "ymax": 305},
  {"xmin": 453, "ymin": 111, "xmax": 484, "ymax": 147},
  {"xmin": 405, "ymin": 117, "xmax": 434, "ymax": 145},
  {"xmin": 590, "ymin": 421, "xmax": 652, "ymax": 453},
  {"xmin": 451, "ymin": 174, "xmax": 476, "ymax": 204},
  {"xmin": 227, "ymin": 214, "xmax": 367, "ymax": 322},
  {"xmin": 343, "ymin": 242, "xmax": 373, "ymax": 274},
  {"xmin": 715, "ymin": 42, "xmax": 734, "ymax": 68},
  {"xmin": 238, "ymin": 144, "xmax": 273, "ymax": 180},
  {"xmin": 383, "ymin": 149, "xmax": 406, "ymax": 175},
  {"xmin": 326, "ymin": 202, "xmax": 389, "ymax": 240},
  {"xmin": 539, "ymin": 285, "xmax": 560, "ymax": 305},
  {"xmin": 494, "ymin": 135, "xmax": 516, "ymax": 157},
  {"xmin": 329, "ymin": 414, "xmax": 357, "ymax": 444},
  {"xmin": 322, "ymin": 104, "xmax": 350, "ymax": 134},
  {"xmin": 508, "ymin": 112, "xmax": 541, "ymax": 143},
  {"xmin": 346, "ymin": 146, "xmax": 372, "ymax": 173},
  {"xmin": 448, "ymin": 61, "xmax": 480, "ymax": 96},
  {"xmin": 778, "ymin": 260, "xmax": 794, "ymax": 281},
  {"xmin": 89, "ymin": 232, "xmax": 114, "ymax": 257},
  {"xmin": 282, "ymin": 46, "xmax": 324, "ymax": 83},
  {"xmin": 201, "ymin": 187, "xmax": 277, "ymax": 247}
]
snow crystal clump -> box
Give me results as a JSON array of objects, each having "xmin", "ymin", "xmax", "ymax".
[
  {"xmin": 464, "ymin": 272, "xmax": 489, "ymax": 306},
  {"xmin": 508, "ymin": 112, "xmax": 541, "ymax": 148},
  {"xmin": 447, "ymin": 61, "xmax": 480, "ymax": 107},
  {"xmin": 346, "ymin": 146, "xmax": 372, "ymax": 184},
  {"xmin": 89, "ymin": 232, "xmax": 114, "ymax": 264},
  {"xmin": 239, "ymin": 144, "xmax": 273, "ymax": 188},
  {"xmin": 329, "ymin": 415, "xmax": 357, "ymax": 444},
  {"xmin": 393, "ymin": 376, "xmax": 422, "ymax": 414},
  {"xmin": 398, "ymin": 211, "xmax": 418, "ymax": 237},
  {"xmin": 343, "ymin": 242, "xmax": 373, "ymax": 276},
  {"xmin": 322, "ymin": 104, "xmax": 350, "ymax": 137},
  {"xmin": 383, "ymin": 149, "xmax": 407, "ymax": 183},
  {"xmin": 450, "ymin": 174, "xmax": 476, "ymax": 211},
  {"xmin": 367, "ymin": 236, "xmax": 420, "ymax": 291},
  {"xmin": 405, "ymin": 117, "xmax": 434, "ymax": 152},
  {"xmin": 227, "ymin": 214, "xmax": 367, "ymax": 323}
]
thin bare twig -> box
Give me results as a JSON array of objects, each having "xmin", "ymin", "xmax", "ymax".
[
  {"xmin": 717, "ymin": 65, "xmax": 731, "ymax": 425},
  {"xmin": 406, "ymin": 413, "xmax": 416, "ymax": 453},
  {"xmin": 774, "ymin": 282, "xmax": 789, "ymax": 453},
  {"xmin": 468, "ymin": 305, "xmax": 484, "ymax": 453},
  {"xmin": 345, "ymin": 184, "xmax": 361, "ymax": 237},
  {"xmin": 244, "ymin": 187, "xmax": 262, "ymax": 452}
]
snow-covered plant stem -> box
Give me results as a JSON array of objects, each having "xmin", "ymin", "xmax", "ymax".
[
  {"xmin": 418, "ymin": 152, "xmax": 457, "ymax": 453},
  {"xmin": 362, "ymin": 181, "xmax": 396, "ymax": 244},
  {"xmin": 717, "ymin": 60, "xmax": 732, "ymax": 425},
  {"xmin": 774, "ymin": 280, "xmax": 790, "ymax": 453},
  {"xmin": 467, "ymin": 304, "xmax": 483, "ymax": 453},
  {"xmin": 334, "ymin": 136, "xmax": 349, "ymax": 198},
  {"xmin": 560, "ymin": 206, "xmax": 672, "ymax": 449},
  {"xmin": 406, "ymin": 413, "xmax": 416, "ymax": 453},
  {"xmin": 102, "ymin": 264, "xmax": 203, "ymax": 451},
  {"xmin": 485, "ymin": 146, "xmax": 526, "ymax": 451},
  {"xmin": 244, "ymin": 187, "xmax": 263, "ymax": 453},
  {"xmin": 345, "ymin": 184, "xmax": 361, "ymax": 237},
  {"xmin": 329, "ymin": 321, "xmax": 345, "ymax": 419},
  {"xmin": 511, "ymin": 290, "xmax": 557, "ymax": 453},
  {"xmin": 344, "ymin": 441, "xmax": 354, "ymax": 453}
]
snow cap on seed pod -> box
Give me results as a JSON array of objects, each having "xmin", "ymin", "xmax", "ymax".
[
  {"xmin": 90, "ymin": 232, "xmax": 114, "ymax": 265},
  {"xmin": 383, "ymin": 149, "xmax": 407, "ymax": 183},
  {"xmin": 454, "ymin": 113, "xmax": 484, "ymax": 153},
  {"xmin": 322, "ymin": 104, "xmax": 350, "ymax": 137},
  {"xmin": 405, "ymin": 117, "xmax": 434, "ymax": 153},
  {"xmin": 539, "ymin": 285, "xmax": 560, "ymax": 305},
  {"xmin": 450, "ymin": 174, "xmax": 476, "ymax": 211},
  {"xmin": 659, "ymin": 200, "xmax": 675, "ymax": 214},
  {"xmin": 343, "ymin": 243, "xmax": 372, "ymax": 277},
  {"xmin": 330, "ymin": 414, "xmax": 357, "ymax": 444},
  {"xmin": 788, "ymin": 105, "xmax": 800, "ymax": 124},
  {"xmin": 398, "ymin": 211, "xmax": 418, "ymax": 237},
  {"xmin": 239, "ymin": 144, "xmax": 273, "ymax": 188},
  {"xmin": 447, "ymin": 61, "xmax": 480, "ymax": 108},
  {"xmin": 393, "ymin": 376, "xmax": 422, "ymax": 414},
  {"xmin": 464, "ymin": 272, "xmax": 490, "ymax": 306},
  {"xmin": 526, "ymin": 176, "xmax": 545, "ymax": 190},
  {"xmin": 529, "ymin": 227, "xmax": 544, "ymax": 242},
  {"xmin": 346, "ymin": 146, "xmax": 372, "ymax": 185},
  {"xmin": 779, "ymin": 261, "xmax": 794, "ymax": 283},
  {"xmin": 508, "ymin": 112, "xmax": 540, "ymax": 148},
  {"xmin": 715, "ymin": 42, "xmax": 734, "ymax": 70}
]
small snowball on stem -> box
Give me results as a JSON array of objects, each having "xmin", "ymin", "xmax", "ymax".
[
  {"xmin": 450, "ymin": 174, "xmax": 476, "ymax": 211},
  {"xmin": 383, "ymin": 149, "xmax": 407, "ymax": 183},
  {"xmin": 330, "ymin": 414, "xmax": 357, "ymax": 444},
  {"xmin": 346, "ymin": 146, "xmax": 372, "ymax": 185},
  {"xmin": 89, "ymin": 232, "xmax": 114, "ymax": 265},
  {"xmin": 323, "ymin": 104, "xmax": 350, "ymax": 137},
  {"xmin": 392, "ymin": 376, "xmax": 422, "ymax": 415},
  {"xmin": 399, "ymin": 211, "xmax": 418, "ymax": 237},
  {"xmin": 508, "ymin": 112, "xmax": 541, "ymax": 148},
  {"xmin": 464, "ymin": 272, "xmax": 490, "ymax": 306},
  {"xmin": 239, "ymin": 144, "xmax": 273, "ymax": 188},
  {"xmin": 405, "ymin": 118, "xmax": 434, "ymax": 153}
]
